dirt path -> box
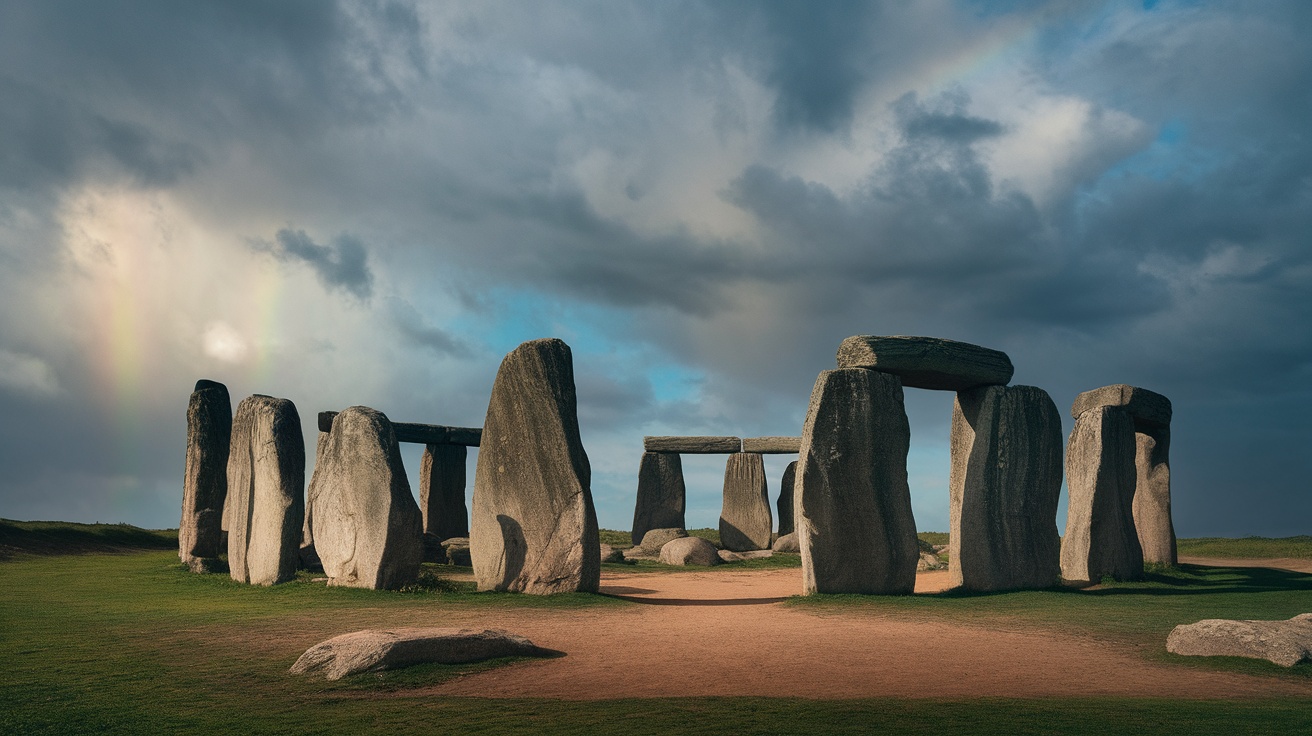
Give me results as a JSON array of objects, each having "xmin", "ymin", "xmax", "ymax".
[{"xmin": 419, "ymin": 564, "xmax": 1312, "ymax": 701}]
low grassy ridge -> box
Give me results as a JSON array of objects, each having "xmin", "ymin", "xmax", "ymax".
[{"xmin": 4, "ymin": 524, "xmax": 1312, "ymax": 733}]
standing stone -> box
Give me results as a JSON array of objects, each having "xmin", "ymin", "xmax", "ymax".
[
  {"xmin": 420, "ymin": 443, "xmax": 470, "ymax": 541},
  {"xmin": 631, "ymin": 452, "xmax": 686, "ymax": 545},
  {"xmin": 949, "ymin": 385, "xmax": 1062, "ymax": 591},
  {"xmin": 225, "ymin": 394, "xmax": 304, "ymax": 586},
  {"xmin": 719, "ymin": 452, "xmax": 772, "ymax": 552},
  {"xmin": 777, "ymin": 460, "xmax": 797, "ymax": 536},
  {"xmin": 307, "ymin": 406, "xmax": 423, "ymax": 590},
  {"xmin": 299, "ymin": 431, "xmax": 329, "ymax": 571},
  {"xmin": 471, "ymin": 338, "xmax": 600, "ymax": 594},
  {"xmin": 1061, "ymin": 405, "xmax": 1144, "ymax": 583},
  {"xmin": 180, "ymin": 379, "xmax": 231, "ymax": 573},
  {"xmin": 796, "ymin": 368, "xmax": 919, "ymax": 595}
]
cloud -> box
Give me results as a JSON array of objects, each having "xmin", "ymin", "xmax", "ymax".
[
  {"xmin": 257, "ymin": 228, "xmax": 375, "ymax": 300},
  {"xmin": 386, "ymin": 297, "xmax": 470, "ymax": 357},
  {"xmin": 0, "ymin": 349, "xmax": 61, "ymax": 398}
]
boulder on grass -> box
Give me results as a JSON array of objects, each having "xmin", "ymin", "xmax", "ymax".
[
  {"xmin": 290, "ymin": 628, "xmax": 550, "ymax": 680},
  {"xmin": 1167, "ymin": 614, "xmax": 1312, "ymax": 667},
  {"xmin": 635, "ymin": 527, "xmax": 687, "ymax": 555},
  {"xmin": 659, "ymin": 537, "xmax": 721, "ymax": 566},
  {"xmin": 772, "ymin": 532, "xmax": 799, "ymax": 553},
  {"xmin": 441, "ymin": 537, "xmax": 471, "ymax": 567}
]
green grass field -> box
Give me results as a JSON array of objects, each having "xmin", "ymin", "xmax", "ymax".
[{"xmin": 3, "ymin": 522, "xmax": 1312, "ymax": 734}]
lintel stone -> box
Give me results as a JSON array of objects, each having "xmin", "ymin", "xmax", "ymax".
[
  {"xmin": 644, "ymin": 436, "xmax": 742, "ymax": 454},
  {"xmin": 741, "ymin": 436, "xmax": 801, "ymax": 454},
  {"xmin": 1070, "ymin": 384, "xmax": 1171, "ymax": 428},
  {"xmin": 836, "ymin": 335, "xmax": 1013, "ymax": 391}
]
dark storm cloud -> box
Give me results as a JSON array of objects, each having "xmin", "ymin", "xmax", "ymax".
[
  {"xmin": 386, "ymin": 298, "xmax": 471, "ymax": 357},
  {"xmin": 256, "ymin": 229, "xmax": 375, "ymax": 300}
]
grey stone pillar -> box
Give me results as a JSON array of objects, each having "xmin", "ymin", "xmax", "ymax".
[
  {"xmin": 631, "ymin": 451, "xmax": 686, "ymax": 545},
  {"xmin": 796, "ymin": 368, "xmax": 918, "ymax": 595},
  {"xmin": 1061, "ymin": 405, "xmax": 1143, "ymax": 583},
  {"xmin": 180, "ymin": 379, "xmax": 231, "ymax": 573},
  {"xmin": 225, "ymin": 394, "xmax": 304, "ymax": 586},
  {"xmin": 720, "ymin": 452, "xmax": 772, "ymax": 551},
  {"xmin": 949, "ymin": 385, "xmax": 1062, "ymax": 591},
  {"xmin": 777, "ymin": 460, "xmax": 797, "ymax": 536},
  {"xmin": 421, "ymin": 443, "xmax": 470, "ymax": 541}
]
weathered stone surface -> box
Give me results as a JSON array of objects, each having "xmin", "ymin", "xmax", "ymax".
[
  {"xmin": 420, "ymin": 443, "xmax": 470, "ymax": 541},
  {"xmin": 631, "ymin": 452, "xmax": 686, "ymax": 545},
  {"xmin": 772, "ymin": 531, "xmax": 799, "ymax": 553},
  {"xmin": 777, "ymin": 460, "xmax": 797, "ymax": 536},
  {"xmin": 1070, "ymin": 384, "xmax": 1172, "ymax": 428},
  {"xmin": 180, "ymin": 379, "xmax": 231, "ymax": 572},
  {"xmin": 471, "ymin": 338, "xmax": 600, "ymax": 594},
  {"xmin": 917, "ymin": 552, "xmax": 945, "ymax": 571},
  {"xmin": 741, "ymin": 436, "xmax": 802, "ymax": 454},
  {"xmin": 796, "ymin": 369, "xmax": 919, "ymax": 594},
  {"xmin": 659, "ymin": 536, "xmax": 721, "ymax": 566},
  {"xmin": 441, "ymin": 537, "xmax": 471, "ymax": 566},
  {"xmin": 319, "ymin": 411, "xmax": 483, "ymax": 446},
  {"xmin": 644, "ymin": 436, "xmax": 742, "ymax": 453},
  {"xmin": 836, "ymin": 335, "xmax": 1014, "ymax": 391},
  {"xmin": 299, "ymin": 431, "xmax": 329, "ymax": 572},
  {"xmin": 1061, "ymin": 406, "xmax": 1144, "ymax": 583},
  {"xmin": 622, "ymin": 546, "xmax": 657, "ymax": 561},
  {"xmin": 948, "ymin": 385, "xmax": 1063, "ymax": 591},
  {"xmin": 224, "ymin": 395, "xmax": 304, "ymax": 586},
  {"xmin": 1167, "ymin": 614, "xmax": 1312, "ymax": 667},
  {"xmin": 1134, "ymin": 426, "xmax": 1176, "ymax": 565},
  {"xmin": 718, "ymin": 549, "xmax": 773, "ymax": 562},
  {"xmin": 599, "ymin": 543, "xmax": 625, "ymax": 563},
  {"xmin": 290, "ymin": 628, "xmax": 549, "ymax": 681},
  {"xmin": 307, "ymin": 406, "xmax": 423, "ymax": 590},
  {"xmin": 635, "ymin": 527, "xmax": 688, "ymax": 556},
  {"xmin": 720, "ymin": 452, "xmax": 772, "ymax": 552}
]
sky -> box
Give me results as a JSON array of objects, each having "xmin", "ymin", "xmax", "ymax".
[{"xmin": 1, "ymin": 0, "xmax": 1309, "ymax": 537}]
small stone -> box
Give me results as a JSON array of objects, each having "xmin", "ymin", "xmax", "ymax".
[
  {"xmin": 719, "ymin": 452, "xmax": 772, "ymax": 552},
  {"xmin": 471, "ymin": 339, "xmax": 601, "ymax": 594},
  {"xmin": 290, "ymin": 627, "xmax": 550, "ymax": 680},
  {"xmin": 836, "ymin": 335, "xmax": 1014, "ymax": 391},
  {"xmin": 225, "ymin": 394, "xmax": 305, "ymax": 586},
  {"xmin": 741, "ymin": 436, "xmax": 801, "ymax": 454},
  {"xmin": 635, "ymin": 527, "xmax": 688, "ymax": 555},
  {"xmin": 420, "ymin": 443, "xmax": 470, "ymax": 541},
  {"xmin": 307, "ymin": 406, "xmax": 423, "ymax": 590},
  {"xmin": 659, "ymin": 537, "xmax": 721, "ymax": 566},
  {"xmin": 180, "ymin": 379, "xmax": 231, "ymax": 571},
  {"xmin": 771, "ymin": 532, "xmax": 799, "ymax": 553},
  {"xmin": 1061, "ymin": 406, "xmax": 1144, "ymax": 584},
  {"xmin": 777, "ymin": 461, "xmax": 797, "ymax": 536},
  {"xmin": 1167, "ymin": 614, "xmax": 1312, "ymax": 667},
  {"xmin": 644, "ymin": 436, "xmax": 742, "ymax": 453},
  {"xmin": 917, "ymin": 552, "xmax": 945, "ymax": 571},
  {"xmin": 631, "ymin": 452, "xmax": 686, "ymax": 545}
]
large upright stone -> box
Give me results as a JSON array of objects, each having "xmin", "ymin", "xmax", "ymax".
[
  {"xmin": 1072, "ymin": 384, "xmax": 1176, "ymax": 566},
  {"xmin": 719, "ymin": 452, "xmax": 772, "ymax": 552},
  {"xmin": 307, "ymin": 406, "xmax": 423, "ymax": 590},
  {"xmin": 180, "ymin": 379, "xmax": 231, "ymax": 573},
  {"xmin": 225, "ymin": 394, "xmax": 304, "ymax": 586},
  {"xmin": 777, "ymin": 460, "xmax": 797, "ymax": 536},
  {"xmin": 299, "ymin": 431, "xmax": 329, "ymax": 570},
  {"xmin": 631, "ymin": 452, "xmax": 686, "ymax": 545},
  {"xmin": 949, "ymin": 385, "xmax": 1062, "ymax": 591},
  {"xmin": 1061, "ymin": 405, "xmax": 1144, "ymax": 583},
  {"xmin": 471, "ymin": 338, "xmax": 600, "ymax": 594},
  {"xmin": 420, "ymin": 443, "xmax": 470, "ymax": 541},
  {"xmin": 836, "ymin": 335, "xmax": 1013, "ymax": 391},
  {"xmin": 796, "ymin": 368, "xmax": 919, "ymax": 594}
]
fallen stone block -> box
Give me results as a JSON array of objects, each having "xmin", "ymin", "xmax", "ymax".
[
  {"xmin": 1167, "ymin": 615, "xmax": 1312, "ymax": 667},
  {"xmin": 718, "ymin": 549, "xmax": 774, "ymax": 562},
  {"xmin": 771, "ymin": 532, "xmax": 799, "ymax": 553},
  {"xmin": 634, "ymin": 527, "xmax": 688, "ymax": 556},
  {"xmin": 836, "ymin": 335, "xmax": 1013, "ymax": 391},
  {"xmin": 290, "ymin": 627, "xmax": 550, "ymax": 680},
  {"xmin": 644, "ymin": 436, "xmax": 742, "ymax": 453},
  {"xmin": 659, "ymin": 537, "xmax": 721, "ymax": 566}
]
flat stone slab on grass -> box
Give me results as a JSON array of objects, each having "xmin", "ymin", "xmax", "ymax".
[
  {"xmin": 644, "ymin": 436, "xmax": 742, "ymax": 453},
  {"xmin": 836, "ymin": 335, "xmax": 1013, "ymax": 391},
  {"xmin": 1071, "ymin": 384, "xmax": 1172, "ymax": 427},
  {"xmin": 290, "ymin": 627, "xmax": 550, "ymax": 680},
  {"xmin": 1167, "ymin": 614, "xmax": 1312, "ymax": 667},
  {"xmin": 741, "ymin": 436, "xmax": 801, "ymax": 454}
]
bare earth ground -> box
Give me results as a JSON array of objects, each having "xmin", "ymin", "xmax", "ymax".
[{"xmin": 401, "ymin": 558, "xmax": 1312, "ymax": 701}]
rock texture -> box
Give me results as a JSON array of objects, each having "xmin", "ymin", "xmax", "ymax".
[
  {"xmin": 659, "ymin": 536, "xmax": 721, "ymax": 566},
  {"xmin": 1061, "ymin": 405, "xmax": 1144, "ymax": 583},
  {"xmin": 796, "ymin": 368, "xmax": 919, "ymax": 594},
  {"xmin": 634, "ymin": 527, "xmax": 688, "ymax": 556},
  {"xmin": 307, "ymin": 406, "xmax": 423, "ymax": 590},
  {"xmin": 644, "ymin": 436, "xmax": 742, "ymax": 453},
  {"xmin": 290, "ymin": 628, "xmax": 549, "ymax": 680},
  {"xmin": 598, "ymin": 543, "xmax": 625, "ymax": 563},
  {"xmin": 299, "ymin": 431, "xmax": 330, "ymax": 572},
  {"xmin": 772, "ymin": 531, "xmax": 799, "ymax": 553},
  {"xmin": 1070, "ymin": 384, "xmax": 1172, "ymax": 427},
  {"xmin": 1167, "ymin": 615, "xmax": 1312, "ymax": 667},
  {"xmin": 471, "ymin": 338, "xmax": 600, "ymax": 594},
  {"xmin": 741, "ymin": 436, "xmax": 802, "ymax": 454},
  {"xmin": 631, "ymin": 452, "xmax": 686, "ymax": 545},
  {"xmin": 719, "ymin": 452, "xmax": 773, "ymax": 552},
  {"xmin": 224, "ymin": 394, "xmax": 304, "ymax": 586},
  {"xmin": 948, "ymin": 385, "xmax": 1063, "ymax": 591},
  {"xmin": 441, "ymin": 537, "xmax": 471, "ymax": 566},
  {"xmin": 777, "ymin": 460, "xmax": 797, "ymax": 536},
  {"xmin": 180, "ymin": 379, "xmax": 231, "ymax": 573},
  {"xmin": 836, "ymin": 335, "xmax": 1014, "ymax": 391},
  {"xmin": 420, "ymin": 443, "xmax": 470, "ymax": 541}
]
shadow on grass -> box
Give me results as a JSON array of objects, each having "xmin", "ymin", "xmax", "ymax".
[{"xmin": 920, "ymin": 564, "xmax": 1312, "ymax": 599}]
